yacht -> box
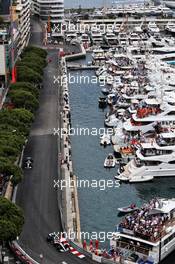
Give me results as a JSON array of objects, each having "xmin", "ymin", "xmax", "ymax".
[
  {"xmin": 165, "ymin": 22, "xmax": 175, "ymax": 36},
  {"xmin": 66, "ymin": 32, "xmax": 77, "ymax": 42},
  {"xmin": 116, "ymin": 131, "xmax": 175, "ymax": 182},
  {"xmin": 92, "ymin": 48, "xmax": 106, "ymax": 60},
  {"xmin": 81, "ymin": 33, "xmax": 91, "ymax": 45},
  {"xmin": 123, "ymin": 99, "xmax": 175, "ymax": 134},
  {"xmin": 148, "ymin": 22, "xmax": 160, "ymax": 34},
  {"xmin": 112, "ymin": 198, "xmax": 175, "ymax": 264},
  {"xmin": 105, "ymin": 114, "xmax": 119, "ymax": 127},
  {"xmin": 91, "ymin": 31, "xmax": 104, "ymax": 44},
  {"xmin": 104, "ymin": 153, "xmax": 116, "ymax": 168},
  {"xmin": 105, "ymin": 32, "xmax": 118, "ymax": 45}
]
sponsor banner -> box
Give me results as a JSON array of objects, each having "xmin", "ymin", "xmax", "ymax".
[
  {"xmin": 92, "ymin": 254, "xmax": 102, "ymax": 263},
  {"xmin": 0, "ymin": 45, "xmax": 6, "ymax": 75}
]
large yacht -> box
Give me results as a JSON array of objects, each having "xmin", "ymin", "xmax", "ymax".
[
  {"xmin": 123, "ymin": 99, "xmax": 175, "ymax": 134},
  {"xmin": 111, "ymin": 198, "xmax": 175, "ymax": 264},
  {"xmin": 116, "ymin": 131, "xmax": 175, "ymax": 182}
]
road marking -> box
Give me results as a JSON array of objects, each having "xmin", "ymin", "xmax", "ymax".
[{"xmin": 62, "ymin": 262, "xmax": 68, "ymax": 264}]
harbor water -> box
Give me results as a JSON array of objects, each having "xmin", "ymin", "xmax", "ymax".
[
  {"xmin": 64, "ymin": 0, "xmax": 144, "ymax": 8},
  {"xmin": 69, "ymin": 55, "xmax": 175, "ymax": 263}
]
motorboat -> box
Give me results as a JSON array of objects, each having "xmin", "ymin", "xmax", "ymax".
[
  {"xmin": 104, "ymin": 153, "xmax": 116, "ymax": 168},
  {"xmin": 105, "ymin": 114, "xmax": 119, "ymax": 127},
  {"xmin": 107, "ymin": 94, "xmax": 118, "ymax": 105},
  {"xmin": 118, "ymin": 204, "xmax": 139, "ymax": 213},
  {"xmin": 101, "ymin": 87, "xmax": 109, "ymax": 96},
  {"xmin": 165, "ymin": 22, "xmax": 175, "ymax": 36},
  {"xmin": 100, "ymin": 133, "xmax": 111, "ymax": 146},
  {"xmin": 98, "ymin": 96, "xmax": 107, "ymax": 108}
]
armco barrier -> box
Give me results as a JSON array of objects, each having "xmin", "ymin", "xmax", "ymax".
[
  {"xmin": 69, "ymin": 241, "xmax": 121, "ymax": 264},
  {"xmin": 10, "ymin": 241, "xmax": 39, "ymax": 264}
]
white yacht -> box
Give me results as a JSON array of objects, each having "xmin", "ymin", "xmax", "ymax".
[
  {"xmin": 104, "ymin": 153, "xmax": 116, "ymax": 168},
  {"xmin": 105, "ymin": 32, "xmax": 118, "ymax": 45},
  {"xmin": 148, "ymin": 22, "xmax": 160, "ymax": 34},
  {"xmin": 116, "ymin": 131, "xmax": 175, "ymax": 182},
  {"xmin": 165, "ymin": 22, "xmax": 175, "ymax": 36},
  {"xmin": 112, "ymin": 198, "xmax": 175, "ymax": 264},
  {"xmin": 123, "ymin": 99, "xmax": 175, "ymax": 134},
  {"xmin": 105, "ymin": 114, "xmax": 119, "ymax": 127}
]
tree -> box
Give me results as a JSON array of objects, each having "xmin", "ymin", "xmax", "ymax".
[
  {"xmin": 9, "ymin": 90, "xmax": 39, "ymax": 112},
  {"xmin": 0, "ymin": 132, "xmax": 25, "ymax": 151},
  {"xmin": 0, "ymin": 109, "xmax": 34, "ymax": 135},
  {"xmin": 20, "ymin": 55, "xmax": 47, "ymax": 68},
  {"xmin": 23, "ymin": 46, "xmax": 47, "ymax": 58},
  {"xmin": 0, "ymin": 198, "xmax": 24, "ymax": 243},
  {"xmin": 10, "ymin": 82, "xmax": 40, "ymax": 98},
  {"xmin": 0, "ymin": 159, "xmax": 23, "ymax": 185},
  {"xmin": 17, "ymin": 66, "xmax": 42, "ymax": 84},
  {"xmin": 0, "ymin": 220, "xmax": 18, "ymax": 242},
  {"xmin": 0, "ymin": 145, "xmax": 19, "ymax": 161},
  {"xmin": 17, "ymin": 61, "xmax": 43, "ymax": 76}
]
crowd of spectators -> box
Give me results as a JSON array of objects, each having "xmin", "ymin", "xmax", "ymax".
[{"xmin": 119, "ymin": 199, "xmax": 170, "ymax": 242}]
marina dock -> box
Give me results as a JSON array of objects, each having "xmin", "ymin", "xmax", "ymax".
[{"xmin": 67, "ymin": 63, "xmax": 99, "ymax": 70}]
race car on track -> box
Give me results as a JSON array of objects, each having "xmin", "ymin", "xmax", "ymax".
[
  {"xmin": 47, "ymin": 232, "xmax": 70, "ymax": 252},
  {"xmin": 24, "ymin": 157, "xmax": 33, "ymax": 169}
]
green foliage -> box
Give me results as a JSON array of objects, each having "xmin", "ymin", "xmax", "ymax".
[
  {"xmin": 10, "ymin": 82, "xmax": 40, "ymax": 98},
  {"xmin": 23, "ymin": 46, "xmax": 47, "ymax": 58},
  {"xmin": 0, "ymin": 47, "xmax": 46, "ymax": 189},
  {"xmin": 21, "ymin": 54, "xmax": 47, "ymax": 68},
  {"xmin": 17, "ymin": 66, "xmax": 42, "ymax": 84},
  {"xmin": 17, "ymin": 61, "xmax": 43, "ymax": 75},
  {"xmin": 0, "ymin": 109, "xmax": 34, "ymax": 135},
  {"xmin": 9, "ymin": 90, "xmax": 39, "ymax": 112},
  {"xmin": 0, "ymin": 220, "xmax": 18, "ymax": 242},
  {"xmin": 0, "ymin": 198, "xmax": 24, "ymax": 242},
  {"xmin": 0, "ymin": 158, "xmax": 23, "ymax": 185}
]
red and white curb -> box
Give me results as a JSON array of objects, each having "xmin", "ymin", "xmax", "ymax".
[
  {"xmin": 57, "ymin": 238, "xmax": 85, "ymax": 259},
  {"xmin": 69, "ymin": 246, "xmax": 85, "ymax": 259}
]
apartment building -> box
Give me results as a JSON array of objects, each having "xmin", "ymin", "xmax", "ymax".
[
  {"xmin": 12, "ymin": 0, "xmax": 31, "ymax": 55},
  {"xmin": 32, "ymin": 0, "xmax": 64, "ymax": 36},
  {"xmin": 0, "ymin": 0, "xmax": 30, "ymax": 87}
]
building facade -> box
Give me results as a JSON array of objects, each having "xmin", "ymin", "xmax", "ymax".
[
  {"xmin": 32, "ymin": 0, "xmax": 64, "ymax": 36},
  {"xmin": 11, "ymin": 0, "xmax": 31, "ymax": 55},
  {"xmin": 0, "ymin": 0, "xmax": 30, "ymax": 88}
]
